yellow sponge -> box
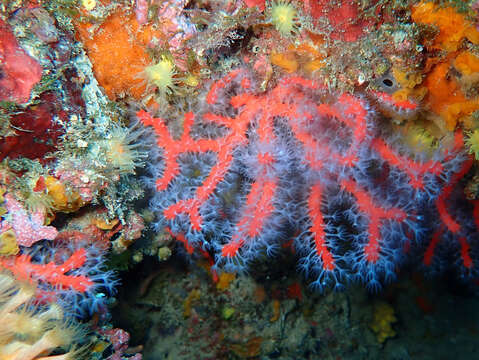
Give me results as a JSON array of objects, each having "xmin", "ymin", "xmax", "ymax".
[{"xmin": 370, "ymin": 301, "xmax": 397, "ymax": 343}]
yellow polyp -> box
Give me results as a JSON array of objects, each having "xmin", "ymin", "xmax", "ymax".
[
  {"xmin": 222, "ymin": 306, "xmax": 235, "ymax": 320},
  {"xmin": 92, "ymin": 340, "xmax": 109, "ymax": 353},
  {"xmin": 144, "ymin": 57, "xmax": 176, "ymax": 94},
  {"xmin": 392, "ymin": 89, "xmax": 411, "ymax": 102},
  {"xmin": 0, "ymin": 272, "xmax": 85, "ymax": 359},
  {"xmin": 370, "ymin": 301, "xmax": 397, "ymax": 343},
  {"xmin": 0, "ymin": 229, "xmax": 19, "ymax": 256},
  {"xmin": 466, "ymin": 129, "xmax": 479, "ymax": 159},
  {"xmin": 157, "ymin": 246, "xmax": 172, "ymax": 261},
  {"xmin": 402, "ymin": 122, "xmax": 438, "ymax": 157},
  {"xmin": 270, "ymin": 0, "xmax": 298, "ymax": 36},
  {"xmin": 391, "ymin": 67, "xmax": 423, "ymax": 90},
  {"xmin": 184, "ymin": 74, "xmax": 199, "ymax": 87},
  {"xmin": 216, "ymin": 272, "xmax": 236, "ymax": 291},
  {"xmin": 271, "ymin": 52, "xmax": 298, "ymax": 73},
  {"xmin": 82, "ymin": 0, "xmax": 96, "ymax": 11}
]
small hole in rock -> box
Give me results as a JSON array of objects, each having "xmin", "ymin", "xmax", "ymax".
[{"xmin": 382, "ymin": 78, "xmax": 394, "ymax": 87}]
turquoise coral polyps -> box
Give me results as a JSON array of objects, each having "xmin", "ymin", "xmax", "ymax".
[{"xmin": 140, "ymin": 69, "xmax": 479, "ymax": 291}]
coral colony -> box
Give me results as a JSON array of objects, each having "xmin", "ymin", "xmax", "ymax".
[
  {"xmin": 139, "ymin": 69, "xmax": 479, "ymax": 291},
  {"xmin": 3, "ymin": 0, "xmax": 479, "ymax": 357}
]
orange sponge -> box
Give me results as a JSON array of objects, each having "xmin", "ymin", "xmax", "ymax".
[
  {"xmin": 423, "ymin": 61, "xmax": 479, "ymax": 130},
  {"xmin": 75, "ymin": 11, "xmax": 165, "ymax": 100},
  {"xmin": 411, "ymin": 1, "xmax": 479, "ymax": 52}
]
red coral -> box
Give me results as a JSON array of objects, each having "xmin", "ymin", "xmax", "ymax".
[
  {"xmin": 0, "ymin": 18, "xmax": 42, "ymax": 103},
  {"xmin": 140, "ymin": 69, "xmax": 478, "ymax": 290},
  {"xmin": 0, "ymin": 248, "xmax": 94, "ymax": 292}
]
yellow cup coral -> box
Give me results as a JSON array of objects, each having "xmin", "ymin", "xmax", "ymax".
[
  {"xmin": 269, "ymin": 0, "xmax": 300, "ymax": 36},
  {"xmin": 0, "ymin": 272, "xmax": 90, "ymax": 360},
  {"xmin": 82, "ymin": 0, "xmax": 96, "ymax": 11},
  {"xmin": 143, "ymin": 56, "xmax": 178, "ymax": 96},
  {"xmin": 466, "ymin": 129, "xmax": 479, "ymax": 160}
]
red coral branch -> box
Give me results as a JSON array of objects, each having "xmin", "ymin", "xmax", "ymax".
[
  {"xmin": 222, "ymin": 179, "xmax": 277, "ymax": 257},
  {"xmin": 341, "ymin": 179, "xmax": 407, "ymax": 263},
  {"xmin": 307, "ymin": 183, "xmax": 335, "ymax": 271},
  {"xmin": 0, "ymin": 249, "xmax": 94, "ymax": 292},
  {"xmin": 371, "ymin": 138, "xmax": 444, "ymax": 189},
  {"xmin": 436, "ymin": 157, "xmax": 474, "ymax": 234},
  {"xmin": 140, "ymin": 68, "xmax": 478, "ymax": 289}
]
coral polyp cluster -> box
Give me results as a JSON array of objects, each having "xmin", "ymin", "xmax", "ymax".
[
  {"xmin": 269, "ymin": 0, "xmax": 300, "ymax": 36},
  {"xmin": 0, "ymin": 272, "xmax": 89, "ymax": 360},
  {"xmin": 143, "ymin": 57, "xmax": 178, "ymax": 96},
  {"xmin": 2, "ymin": 0, "xmax": 479, "ymax": 357},
  {"xmin": 140, "ymin": 69, "xmax": 478, "ymax": 291},
  {"xmin": 466, "ymin": 129, "xmax": 479, "ymax": 160}
]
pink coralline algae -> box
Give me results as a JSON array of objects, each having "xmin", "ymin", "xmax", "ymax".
[
  {"xmin": 139, "ymin": 69, "xmax": 479, "ymax": 291},
  {"xmin": 100, "ymin": 328, "xmax": 143, "ymax": 360},
  {"xmin": 0, "ymin": 18, "xmax": 42, "ymax": 103},
  {"xmin": 135, "ymin": 0, "xmax": 149, "ymax": 25},
  {"xmin": 0, "ymin": 193, "xmax": 58, "ymax": 247}
]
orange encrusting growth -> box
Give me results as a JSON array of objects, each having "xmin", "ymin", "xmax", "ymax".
[
  {"xmin": 411, "ymin": 1, "xmax": 479, "ymax": 52},
  {"xmin": 412, "ymin": 2, "xmax": 479, "ymax": 131},
  {"xmin": 75, "ymin": 11, "xmax": 165, "ymax": 100},
  {"xmin": 454, "ymin": 51, "xmax": 479, "ymax": 75},
  {"xmin": 271, "ymin": 42, "xmax": 325, "ymax": 75},
  {"xmin": 422, "ymin": 61, "xmax": 479, "ymax": 130}
]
